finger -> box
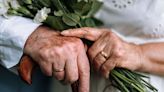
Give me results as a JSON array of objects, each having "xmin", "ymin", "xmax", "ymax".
[
  {"xmin": 88, "ymin": 32, "xmax": 109, "ymax": 62},
  {"xmin": 52, "ymin": 59, "xmax": 65, "ymax": 72},
  {"xmin": 92, "ymin": 52, "xmax": 106, "ymax": 72},
  {"xmin": 61, "ymin": 27, "xmax": 105, "ymax": 41},
  {"xmin": 39, "ymin": 62, "xmax": 52, "ymax": 76},
  {"xmin": 100, "ymin": 55, "xmax": 117, "ymax": 78},
  {"xmin": 64, "ymin": 54, "xmax": 79, "ymax": 84},
  {"xmin": 92, "ymin": 43, "xmax": 113, "ymax": 72},
  {"xmin": 77, "ymin": 48, "xmax": 90, "ymax": 92},
  {"xmin": 50, "ymin": 51, "xmax": 66, "ymax": 80},
  {"xmin": 52, "ymin": 63, "xmax": 65, "ymax": 81}
]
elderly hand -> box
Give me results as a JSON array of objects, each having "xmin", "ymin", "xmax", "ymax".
[
  {"xmin": 24, "ymin": 26, "xmax": 90, "ymax": 92},
  {"xmin": 61, "ymin": 27, "xmax": 143, "ymax": 78}
]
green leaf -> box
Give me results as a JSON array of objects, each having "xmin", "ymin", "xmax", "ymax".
[
  {"xmin": 54, "ymin": 10, "xmax": 64, "ymax": 16},
  {"xmin": 22, "ymin": 0, "xmax": 32, "ymax": 5},
  {"xmin": 62, "ymin": 13, "xmax": 80, "ymax": 26},
  {"xmin": 38, "ymin": 0, "xmax": 51, "ymax": 7},
  {"xmin": 87, "ymin": 1, "xmax": 103, "ymax": 17},
  {"xmin": 62, "ymin": 0, "xmax": 77, "ymax": 11},
  {"xmin": 81, "ymin": 3, "xmax": 92, "ymax": 15},
  {"xmin": 81, "ymin": 17, "xmax": 103, "ymax": 27},
  {"xmin": 72, "ymin": 1, "xmax": 91, "ymax": 15},
  {"xmin": 44, "ymin": 16, "xmax": 69, "ymax": 30},
  {"xmin": 7, "ymin": 9, "xmax": 23, "ymax": 16},
  {"xmin": 85, "ymin": 18, "xmax": 96, "ymax": 27},
  {"xmin": 27, "ymin": 5, "xmax": 39, "ymax": 12},
  {"xmin": 17, "ymin": 6, "xmax": 34, "ymax": 17},
  {"xmin": 51, "ymin": 0, "xmax": 68, "ymax": 13}
]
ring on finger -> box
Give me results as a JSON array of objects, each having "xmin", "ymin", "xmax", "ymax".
[{"xmin": 100, "ymin": 51, "xmax": 108, "ymax": 59}]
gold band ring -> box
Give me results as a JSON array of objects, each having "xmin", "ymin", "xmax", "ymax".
[{"xmin": 100, "ymin": 51, "xmax": 108, "ymax": 59}]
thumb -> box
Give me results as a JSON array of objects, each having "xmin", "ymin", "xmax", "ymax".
[{"xmin": 61, "ymin": 27, "xmax": 104, "ymax": 41}]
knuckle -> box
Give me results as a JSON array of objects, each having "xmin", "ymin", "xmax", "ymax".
[
  {"xmin": 53, "ymin": 46, "xmax": 64, "ymax": 55},
  {"xmin": 67, "ymin": 42, "xmax": 76, "ymax": 49},
  {"xmin": 113, "ymin": 48, "xmax": 125, "ymax": 58},
  {"xmin": 65, "ymin": 41, "xmax": 83, "ymax": 55},
  {"xmin": 107, "ymin": 32, "xmax": 119, "ymax": 41},
  {"xmin": 65, "ymin": 43, "xmax": 78, "ymax": 54},
  {"xmin": 49, "ymin": 49, "xmax": 56, "ymax": 57},
  {"xmin": 39, "ymin": 49, "xmax": 49, "ymax": 59}
]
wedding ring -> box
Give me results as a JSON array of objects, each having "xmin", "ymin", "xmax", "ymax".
[
  {"xmin": 100, "ymin": 51, "xmax": 108, "ymax": 59},
  {"xmin": 54, "ymin": 68, "xmax": 64, "ymax": 72}
]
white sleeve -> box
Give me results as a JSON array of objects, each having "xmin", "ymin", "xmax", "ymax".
[{"xmin": 0, "ymin": 16, "xmax": 41, "ymax": 68}]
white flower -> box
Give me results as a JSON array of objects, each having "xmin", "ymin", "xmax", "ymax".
[
  {"xmin": 34, "ymin": 7, "xmax": 51, "ymax": 23},
  {"xmin": 0, "ymin": 0, "xmax": 10, "ymax": 15},
  {"xmin": 9, "ymin": 0, "xmax": 20, "ymax": 10}
]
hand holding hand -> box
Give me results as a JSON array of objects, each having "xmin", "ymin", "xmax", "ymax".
[
  {"xmin": 61, "ymin": 27, "xmax": 143, "ymax": 78},
  {"xmin": 24, "ymin": 26, "xmax": 90, "ymax": 92}
]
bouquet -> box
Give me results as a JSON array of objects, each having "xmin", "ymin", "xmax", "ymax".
[{"xmin": 0, "ymin": 0, "xmax": 157, "ymax": 92}]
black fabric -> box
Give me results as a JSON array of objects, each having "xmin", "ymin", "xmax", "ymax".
[{"xmin": 0, "ymin": 65, "xmax": 52, "ymax": 92}]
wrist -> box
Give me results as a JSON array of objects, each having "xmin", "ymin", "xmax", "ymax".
[
  {"xmin": 127, "ymin": 43, "xmax": 146, "ymax": 71},
  {"xmin": 24, "ymin": 26, "xmax": 59, "ymax": 55},
  {"xmin": 136, "ymin": 44, "xmax": 150, "ymax": 72}
]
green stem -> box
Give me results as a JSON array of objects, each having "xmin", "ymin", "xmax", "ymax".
[{"xmin": 111, "ymin": 70, "xmax": 145, "ymax": 92}]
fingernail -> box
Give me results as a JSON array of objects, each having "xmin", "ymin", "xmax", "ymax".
[{"xmin": 61, "ymin": 31, "xmax": 69, "ymax": 35}]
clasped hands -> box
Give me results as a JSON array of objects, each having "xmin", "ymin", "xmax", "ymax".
[{"xmin": 24, "ymin": 26, "xmax": 144, "ymax": 92}]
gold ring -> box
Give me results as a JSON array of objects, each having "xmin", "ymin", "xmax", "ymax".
[{"xmin": 100, "ymin": 51, "xmax": 108, "ymax": 59}]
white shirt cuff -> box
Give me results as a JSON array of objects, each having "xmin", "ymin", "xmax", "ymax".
[{"xmin": 0, "ymin": 16, "xmax": 41, "ymax": 68}]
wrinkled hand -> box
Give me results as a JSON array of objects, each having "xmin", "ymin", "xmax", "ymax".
[
  {"xmin": 24, "ymin": 26, "xmax": 90, "ymax": 92},
  {"xmin": 61, "ymin": 27, "xmax": 143, "ymax": 78}
]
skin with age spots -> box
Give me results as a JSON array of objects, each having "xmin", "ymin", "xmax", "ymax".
[
  {"xmin": 61, "ymin": 27, "xmax": 164, "ymax": 77},
  {"xmin": 24, "ymin": 26, "xmax": 90, "ymax": 92}
]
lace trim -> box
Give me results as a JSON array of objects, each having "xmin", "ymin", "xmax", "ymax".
[
  {"xmin": 150, "ymin": 23, "xmax": 164, "ymax": 38},
  {"xmin": 110, "ymin": 0, "xmax": 136, "ymax": 9}
]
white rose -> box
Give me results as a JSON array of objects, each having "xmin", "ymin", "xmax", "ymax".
[{"xmin": 34, "ymin": 7, "xmax": 51, "ymax": 23}]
